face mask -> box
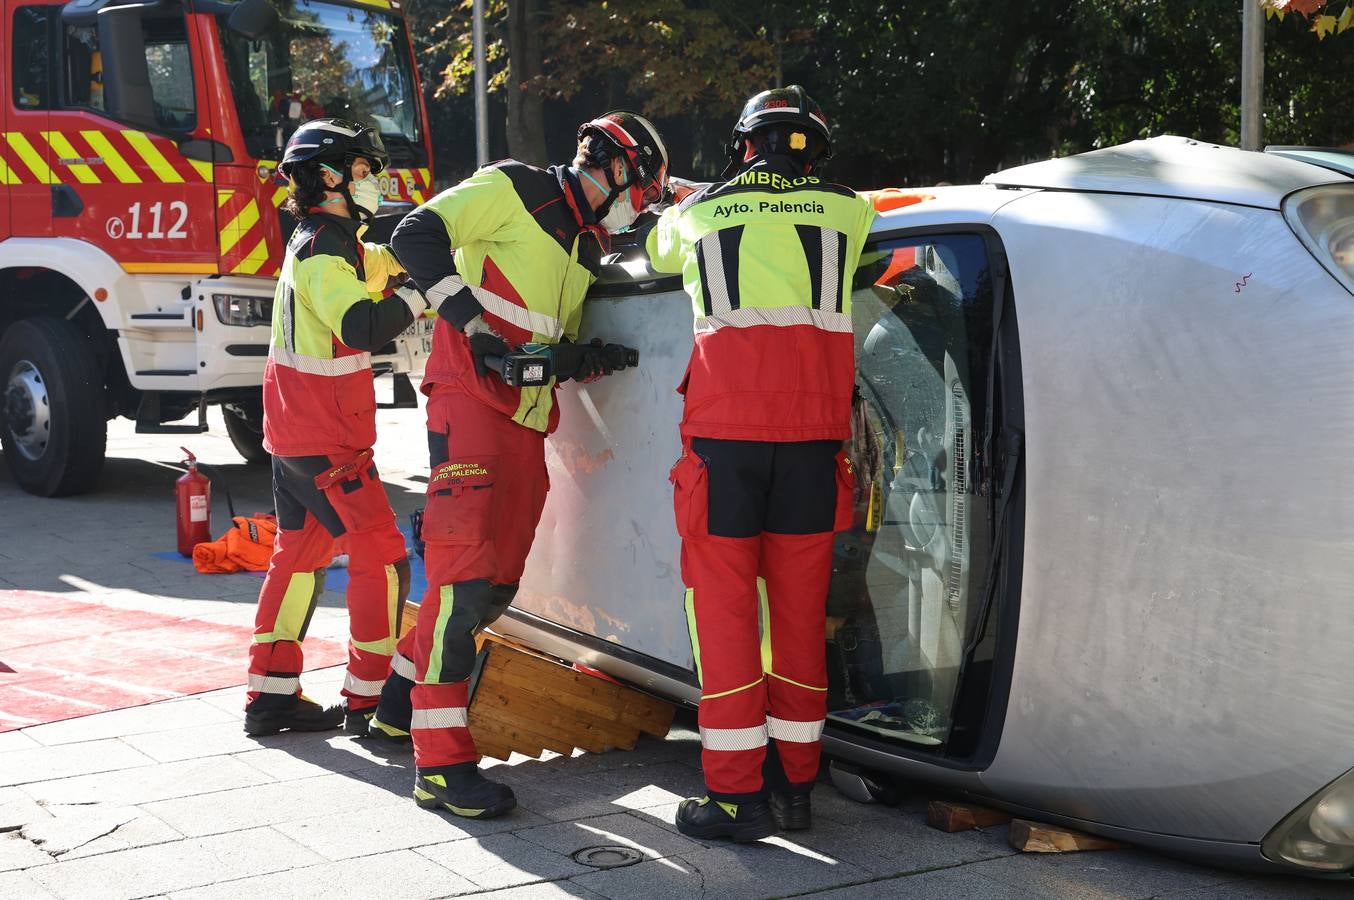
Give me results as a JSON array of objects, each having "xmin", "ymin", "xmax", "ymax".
[
  {"xmin": 599, "ymin": 198, "xmax": 640, "ymax": 234},
  {"xmin": 348, "ymin": 174, "xmax": 382, "ymax": 216},
  {"xmin": 579, "ymin": 168, "xmax": 640, "ymax": 234}
]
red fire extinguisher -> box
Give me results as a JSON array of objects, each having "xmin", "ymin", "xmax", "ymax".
[{"xmin": 176, "ymin": 447, "xmax": 212, "ymax": 557}]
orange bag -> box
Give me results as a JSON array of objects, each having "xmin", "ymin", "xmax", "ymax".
[{"xmin": 192, "ymin": 514, "xmax": 278, "ymax": 574}]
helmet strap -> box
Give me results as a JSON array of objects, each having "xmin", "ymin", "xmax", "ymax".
[
  {"xmin": 577, "ymin": 165, "xmax": 630, "ymax": 220},
  {"xmin": 321, "ymin": 160, "xmax": 372, "ymax": 222}
]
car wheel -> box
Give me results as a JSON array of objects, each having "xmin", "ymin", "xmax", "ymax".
[
  {"xmin": 0, "ymin": 317, "xmax": 107, "ymax": 496},
  {"xmin": 223, "ymin": 403, "xmax": 269, "ymax": 465}
]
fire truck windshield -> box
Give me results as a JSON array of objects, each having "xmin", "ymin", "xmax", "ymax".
[{"xmin": 219, "ymin": 0, "xmax": 423, "ymax": 165}]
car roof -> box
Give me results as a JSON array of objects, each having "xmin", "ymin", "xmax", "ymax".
[
  {"xmin": 982, "ymin": 135, "xmax": 1345, "ymax": 209},
  {"xmin": 869, "ymin": 184, "xmax": 1032, "ymax": 233},
  {"xmin": 1263, "ymin": 146, "xmax": 1354, "ymax": 178}
]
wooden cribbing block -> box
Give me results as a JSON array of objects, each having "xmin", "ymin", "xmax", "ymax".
[
  {"xmin": 398, "ymin": 599, "xmax": 675, "ymax": 762},
  {"xmin": 1008, "ymin": 819, "xmax": 1128, "ymax": 853},
  {"xmin": 927, "ymin": 801, "xmax": 1012, "ymax": 833}
]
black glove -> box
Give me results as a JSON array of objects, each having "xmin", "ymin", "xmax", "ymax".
[
  {"xmin": 552, "ymin": 339, "xmax": 635, "ymax": 381},
  {"xmin": 548, "ymin": 340, "xmax": 593, "ymax": 382},
  {"xmin": 599, "ymin": 342, "xmax": 635, "ymax": 372},
  {"xmin": 468, "ymin": 331, "xmax": 510, "ymax": 378}
]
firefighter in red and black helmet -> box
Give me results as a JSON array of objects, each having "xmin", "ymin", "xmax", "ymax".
[{"xmin": 366, "ymin": 111, "xmax": 669, "ymax": 819}]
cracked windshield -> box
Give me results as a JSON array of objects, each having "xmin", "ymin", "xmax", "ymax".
[{"xmin": 220, "ymin": 0, "xmax": 422, "ymax": 164}]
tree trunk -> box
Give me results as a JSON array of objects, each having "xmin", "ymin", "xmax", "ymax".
[{"xmin": 504, "ymin": 0, "xmax": 547, "ymax": 166}]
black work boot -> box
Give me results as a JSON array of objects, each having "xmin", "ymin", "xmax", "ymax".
[
  {"xmin": 365, "ymin": 671, "xmax": 414, "ymax": 744},
  {"xmin": 414, "ymin": 763, "xmax": 516, "ymax": 819},
  {"xmin": 366, "ymin": 712, "xmax": 413, "ymax": 744},
  {"xmin": 675, "ymin": 796, "xmax": 777, "ymax": 842},
  {"xmin": 343, "ymin": 704, "xmax": 377, "ymax": 736},
  {"xmin": 244, "ymin": 695, "xmax": 343, "ymax": 737},
  {"xmin": 769, "ymin": 791, "xmax": 812, "ymax": 830},
  {"xmin": 762, "ymin": 742, "xmax": 813, "ymax": 830}
]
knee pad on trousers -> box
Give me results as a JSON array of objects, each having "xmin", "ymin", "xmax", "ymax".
[{"xmin": 424, "ymin": 579, "xmax": 494, "ymax": 684}]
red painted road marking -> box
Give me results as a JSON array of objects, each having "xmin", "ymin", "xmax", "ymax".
[{"xmin": 0, "ymin": 590, "xmax": 347, "ymax": 732}]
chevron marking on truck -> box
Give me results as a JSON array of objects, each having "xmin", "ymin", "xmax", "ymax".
[
  {"xmin": 43, "ymin": 132, "xmax": 98, "ymax": 184},
  {"xmin": 217, "ymin": 189, "xmax": 271, "ymax": 276},
  {"xmin": 0, "ymin": 130, "xmax": 210, "ymax": 184},
  {"xmin": 382, "ymin": 166, "xmax": 430, "ymax": 204},
  {"xmin": 5, "ymin": 132, "xmax": 57, "ymax": 183},
  {"xmin": 79, "ymin": 130, "xmax": 140, "ymax": 183},
  {"xmin": 123, "ymin": 130, "xmax": 184, "ymax": 183}
]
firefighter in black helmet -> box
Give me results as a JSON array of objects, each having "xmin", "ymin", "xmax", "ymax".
[
  {"xmin": 648, "ymin": 85, "xmax": 876, "ymax": 841},
  {"xmin": 721, "ymin": 84, "xmax": 833, "ymax": 179},
  {"xmin": 246, "ymin": 118, "xmax": 427, "ymax": 737}
]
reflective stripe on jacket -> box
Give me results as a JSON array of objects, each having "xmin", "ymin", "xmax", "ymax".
[
  {"xmin": 647, "ymin": 157, "xmax": 876, "ymax": 442},
  {"xmin": 262, "ymin": 212, "xmax": 410, "ymax": 457},
  {"xmin": 393, "ymin": 161, "xmax": 603, "ymax": 434}
]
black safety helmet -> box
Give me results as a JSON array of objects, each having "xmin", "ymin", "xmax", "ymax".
[
  {"xmin": 722, "ymin": 85, "xmax": 833, "ymax": 178},
  {"xmin": 279, "ymin": 118, "xmax": 389, "ymax": 179},
  {"xmin": 577, "ymin": 111, "xmax": 670, "ymax": 213}
]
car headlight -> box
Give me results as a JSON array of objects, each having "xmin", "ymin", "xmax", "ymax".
[
  {"xmin": 212, "ymin": 294, "xmax": 272, "ymax": 327},
  {"xmin": 1282, "ymin": 184, "xmax": 1354, "ymax": 297},
  {"xmin": 1262, "ymin": 766, "xmax": 1354, "ymax": 872}
]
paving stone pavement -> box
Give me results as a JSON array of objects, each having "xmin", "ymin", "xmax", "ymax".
[{"xmin": 0, "ymin": 410, "xmax": 1349, "ymax": 898}]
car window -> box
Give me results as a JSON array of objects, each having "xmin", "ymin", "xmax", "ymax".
[
  {"xmin": 1263, "ymin": 147, "xmax": 1354, "ymax": 179},
  {"xmin": 828, "ymin": 233, "xmax": 1000, "ymax": 753}
]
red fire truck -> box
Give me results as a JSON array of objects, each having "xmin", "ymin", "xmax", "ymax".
[{"xmin": 0, "ymin": 0, "xmax": 434, "ymax": 496}]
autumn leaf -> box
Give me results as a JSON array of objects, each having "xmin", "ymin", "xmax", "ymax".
[
  {"xmin": 1339, "ymin": 3, "xmax": 1354, "ymax": 30},
  {"xmin": 1264, "ymin": 0, "xmax": 1330, "ymax": 14},
  {"xmin": 1313, "ymin": 12, "xmax": 1338, "ymax": 34}
]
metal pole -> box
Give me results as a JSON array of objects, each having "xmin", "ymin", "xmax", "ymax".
[
  {"xmin": 1240, "ymin": 0, "xmax": 1264, "ymax": 150},
  {"xmin": 473, "ymin": 0, "xmax": 489, "ymax": 166}
]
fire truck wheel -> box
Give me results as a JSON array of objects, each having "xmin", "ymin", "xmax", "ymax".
[
  {"xmin": 0, "ymin": 317, "xmax": 108, "ymax": 497},
  {"xmin": 223, "ymin": 404, "xmax": 269, "ymax": 465}
]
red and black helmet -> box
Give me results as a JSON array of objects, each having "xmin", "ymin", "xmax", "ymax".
[
  {"xmin": 724, "ymin": 85, "xmax": 833, "ymax": 177},
  {"xmin": 577, "ymin": 111, "xmax": 670, "ymax": 208},
  {"xmin": 280, "ymin": 118, "xmax": 389, "ymax": 178}
]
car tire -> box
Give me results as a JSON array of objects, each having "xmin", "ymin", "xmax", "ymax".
[
  {"xmin": 223, "ymin": 403, "xmax": 269, "ymax": 465},
  {"xmin": 0, "ymin": 317, "xmax": 107, "ymax": 497}
]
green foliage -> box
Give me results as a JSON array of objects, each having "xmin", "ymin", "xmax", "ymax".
[
  {"xmin": 544, "ymin": 0, "xmax": 779, "ymax": 118},
  {"xmin": 410, "ymin": 0, "xmax": 1354, "ymax": 189}
]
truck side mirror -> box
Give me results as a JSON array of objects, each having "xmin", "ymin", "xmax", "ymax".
[
  {"xmin": 183, "ymin": 0, "xmax": 276, "ymax": 38},
  {"xmin": 224, "ymin": 0, "xmax": 276, "ymax": 39}
]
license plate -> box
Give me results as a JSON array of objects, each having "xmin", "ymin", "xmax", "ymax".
[{"xmin": 398, "ymin": 309, "xmax": 435, "ymax": 339}]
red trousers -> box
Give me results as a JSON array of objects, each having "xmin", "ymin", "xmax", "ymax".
[
  {"xmin": 672, "ymin": 437, "xmax": 853, "ymax": 800},
  {"xmin": 397, "ymin": 387, "xmax": 548, "ymax": 769},
  {"xmin": 248, "ymin": 451, "xmax": 409, "ymax": 711}
]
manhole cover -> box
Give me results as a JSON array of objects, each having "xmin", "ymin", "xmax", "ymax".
[{"xmin": 571, "ymin": 845, "xmax": 645, "ymax": 869}]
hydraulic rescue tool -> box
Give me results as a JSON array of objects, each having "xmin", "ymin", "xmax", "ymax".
[{"xmin": 487, "ymin": 340, "xmax": 640, "ymax": 388}]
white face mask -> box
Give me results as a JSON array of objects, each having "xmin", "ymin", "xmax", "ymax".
[
  {"xmin": 599, "ymin": 196, "xmax": 640, "ymax": 234},
  {"xmin": 349, "ymin": 174, "xmax": 382, "ymax": 216},
  {"xmin": 579, "ymin": 168, "xmax": 641, "ymax": 234}
]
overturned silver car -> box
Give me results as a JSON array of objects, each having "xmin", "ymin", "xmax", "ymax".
[{"xmin": 494, "ymin": 137, "xmax": 1354, "ymax": 876}]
